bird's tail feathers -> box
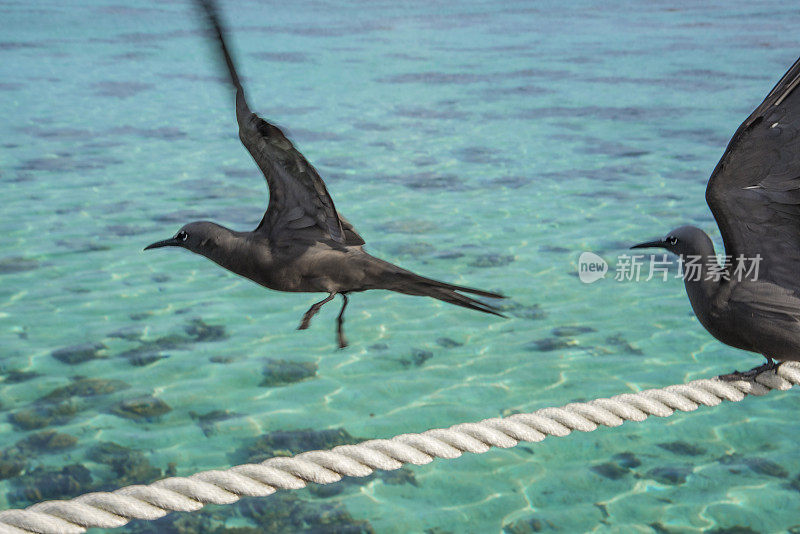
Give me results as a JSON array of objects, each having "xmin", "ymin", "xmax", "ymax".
[
  {"xmin": 385, "ymin": 268, "xmax": 506, "ymax": 317},
  {"xmin": 423, "ymin": 284, "xmax": 506, "ymax": 317}
]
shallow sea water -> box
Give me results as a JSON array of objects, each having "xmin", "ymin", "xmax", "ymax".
[{"xmin": 3, "ymin": 0, "xmax": 800, "ymax": 532}]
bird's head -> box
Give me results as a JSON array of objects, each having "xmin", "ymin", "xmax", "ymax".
[
  {"xmin": 144, "ymin": 221, "xmax": 226, "ymax": 256},
  {"xmin": 631, "ymin": 225, "xmax": 713, "ymax": 257}
]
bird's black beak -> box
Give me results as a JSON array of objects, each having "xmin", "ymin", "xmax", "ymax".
[
  {"xmin": 144, "ymin": 237, "xmax": 181, "ymax": 251},
  {"xmin": 630, "ymin": 239, "xmax": 665, "ymax": 250}
]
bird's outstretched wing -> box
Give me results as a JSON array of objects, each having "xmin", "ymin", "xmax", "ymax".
[
  {"xmin": 706, "ymin": 55, "xmax": 800, "ymax": 293},
  {"xmin": 196, "ymin": 0, "xmax": 364, "ymax": 247}
]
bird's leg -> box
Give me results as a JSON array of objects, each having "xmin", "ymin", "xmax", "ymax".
[
  {"xmin": 719, "ymin": 355, "xmax": 781, "ymax": 382},
  {"xmin": 298, "ymin": 292, "xmax": 336, "ymax": 330},
  {"xmin": 336, "ymin": 294, "xmax": 349, "ymax": 349}
]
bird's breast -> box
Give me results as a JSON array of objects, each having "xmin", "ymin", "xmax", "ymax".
[
  {"xmin": 200, "ymin": 239, "xmax": 284, "ymax": 291},
  {"xmin": 684, "ymin": 279, "xmax": 754, "ymax": 352}
]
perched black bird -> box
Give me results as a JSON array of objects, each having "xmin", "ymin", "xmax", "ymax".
[
  {"xmin": 632, "ymin": 56, "xmax": 800, "ymax": 375},
  {"xmin": 145, "ymin": 0, "xmax": 505, "ymax": 348}
]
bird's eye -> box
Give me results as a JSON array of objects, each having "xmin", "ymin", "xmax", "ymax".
[
  {"xmin": 668, "ymin": 236, "xmax": 678, "ymax": 246},
  {"xmin": 177, "ymin": 231, "xmax": 189, "ymax": 242}
]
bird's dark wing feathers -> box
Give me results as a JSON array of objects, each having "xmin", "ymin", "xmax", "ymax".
[
  {"xmin": 243, "ymin": 115, "xmax": 364, "ymax": 246},
  {"xmin": 197, "ymin": 0, "xmax": 364, "ymax": 247},
  {"xmin": 706, "ymin": 56, "xmax": 800, "ymax": 293}
]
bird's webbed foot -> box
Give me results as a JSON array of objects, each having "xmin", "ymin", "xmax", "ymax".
[
  {"xmin": 298, "ymin": 292, "xmax": 336, "ymax": 330},
  {"xmin": 719, "ymin": 356, "xmax": 781, "ymax": 382}
]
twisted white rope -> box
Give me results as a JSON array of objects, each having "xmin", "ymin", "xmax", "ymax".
[{"xmin": 2, "ymin": 362, "xmax": 798, "ymax": 534}]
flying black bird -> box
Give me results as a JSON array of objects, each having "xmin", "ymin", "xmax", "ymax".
[
  {"xmin": 145, "ymin": 0, "xmax": 505, "ymax": 348},
  {"xmin": 632, "ymin": 55, "xmax": 800, "ymax": 376}
]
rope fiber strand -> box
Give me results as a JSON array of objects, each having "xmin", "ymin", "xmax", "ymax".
[{"xmin": 2, "ymin": 362, "xmax": 799, "ymax": 534}]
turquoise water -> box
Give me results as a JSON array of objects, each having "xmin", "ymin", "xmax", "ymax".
[{"xmin": 3, "ymin": 0, "xmax": 800, "ymax": 531}]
